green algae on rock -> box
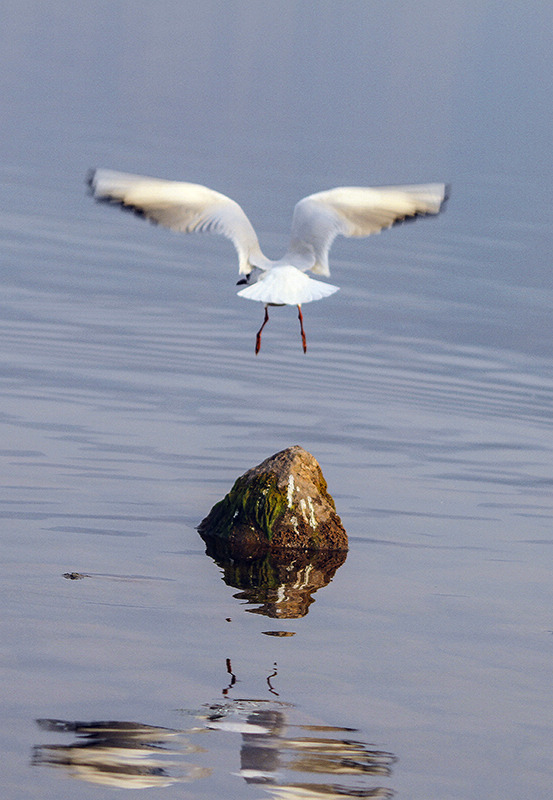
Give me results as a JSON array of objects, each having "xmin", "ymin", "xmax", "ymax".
[{"xmin": 197, "ymin": 446, "xmax": 348, "ymax": 557}]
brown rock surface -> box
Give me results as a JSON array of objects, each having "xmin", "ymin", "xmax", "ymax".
[{"xmin": 197, "ymin": 445, "xmax": 348, "ymax": 556}]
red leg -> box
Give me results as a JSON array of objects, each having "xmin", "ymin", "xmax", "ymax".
[
  {"xmin": 297, "ymin": 305, "xmax": 307, "ymax": 353},
  {"xmin": 255, "ymin": 305, "xmax": 270, "ymax": 354}
]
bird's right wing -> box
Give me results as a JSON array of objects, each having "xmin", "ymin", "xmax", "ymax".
[
  {"xmin": 287, "ymin": 183, "xmax": 449, "ymax": 276},
  {"xmin": 88, "ymin": 169, "xmax": 268, "ymax": 274}
]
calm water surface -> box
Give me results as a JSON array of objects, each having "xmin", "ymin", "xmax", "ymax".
[{"xmin": 1, "ymin": 3, "xmax": 552, "ymax": 799}]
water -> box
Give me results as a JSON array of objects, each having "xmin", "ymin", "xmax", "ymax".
[{"xmin": 1, "ymin": 3, "xmax": 552, "ymax": 799}]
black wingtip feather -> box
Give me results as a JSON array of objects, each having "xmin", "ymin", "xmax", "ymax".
[
  {"xmin": 84, "ymin": 169, "xmax": 155, "ymax": 223},
  {"xmin": 85, "ymin": 168, "xmax": 96, "ymax": 194},
  {"xmin": 390, "ymin": 183, "xmax": 450, "ymax": 229}
]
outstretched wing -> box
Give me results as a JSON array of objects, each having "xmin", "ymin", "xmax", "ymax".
[
  {"xmin": 287, "ymin": 183, "xmax": 449, "ymax": 276},
  {"xmin": 87, "ymin": 169, "xmax": 268, "ymax": 274}
]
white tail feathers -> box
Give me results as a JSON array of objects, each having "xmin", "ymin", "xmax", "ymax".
[{"xmin": 237, "ymin": 265, "xmax": 339, "ymax": 305}]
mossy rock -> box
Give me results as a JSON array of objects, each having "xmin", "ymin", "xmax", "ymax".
[{"xmin": 197, "ymin": 446, "xmax": 348, "ymax": 557}]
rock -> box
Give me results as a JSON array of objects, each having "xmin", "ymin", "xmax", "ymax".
[{"xmin": 197, "ymin": 445, "xmax": 348, "ymax": 557}]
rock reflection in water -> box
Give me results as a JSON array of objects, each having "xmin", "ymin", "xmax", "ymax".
[
  {"xmin": 32, "ymin": 718, "xmax": 209, "ymax": 789},
  {"xmin": 203, "ymin": 538, "xmax": 348, "ymax": 618},
  {"xmin": 33, "ymin": 698, "xmax": 395, "ymax": 797}
]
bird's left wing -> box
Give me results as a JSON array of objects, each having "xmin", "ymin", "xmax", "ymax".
[
  {"xmin": 88, "ymin": 169, "xmax": 268, "ymax": 274},
  {"xmin": 287, "ymin": 183, "xmax": 449, "ymax": 276}
]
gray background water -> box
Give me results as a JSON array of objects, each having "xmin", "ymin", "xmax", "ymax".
[{"xmin": 1, "ymin": 2, "xmax": 552, "ymax": 798}]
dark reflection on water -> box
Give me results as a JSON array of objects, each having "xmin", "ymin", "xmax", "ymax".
[
  {"xmin": 33, "ymin": 696, "xmax": 396, "ymax": 798},
  {"xmin": 203, "ymin": 699, "xmax": 396, "ymax": 799},
  {"xmin": 32, "ymin": 718, "xmax": 209, "ymax": 789},
  {"xmin": 202, "ymin": 538, "xmax": 348, "ymax": 618}
]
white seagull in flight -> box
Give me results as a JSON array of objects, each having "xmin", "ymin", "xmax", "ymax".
[{"xmin": 87, "ymin": 169, "xmax": 448, "ymax": 353}]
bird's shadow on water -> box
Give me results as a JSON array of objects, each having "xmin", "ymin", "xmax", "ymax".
[{"xmin": 32, "ymin": 662, "xmax": 397, "ymax": 798}]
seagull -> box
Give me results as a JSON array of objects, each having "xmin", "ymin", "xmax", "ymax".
[{"xmin": 87, "ymin": 169, "xmax": 448, "ymax": 353}]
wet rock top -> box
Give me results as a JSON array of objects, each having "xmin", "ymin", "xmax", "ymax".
[{"xmin": 198, "ymin": 445, "xmax": 348, "ymax": 556}]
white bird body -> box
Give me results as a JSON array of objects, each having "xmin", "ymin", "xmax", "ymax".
[
  {"xmin": 237, "ymin": 264, "xmax": 339, "ymax": 305},
  {"xmin": 88, "ymin": 169, "xmax": 448, "ymax": 352}
]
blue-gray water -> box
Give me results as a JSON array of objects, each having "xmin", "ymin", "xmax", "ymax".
[{"xmin": 1, "ymin": 3, "xmax": 552, "ymax": 799}]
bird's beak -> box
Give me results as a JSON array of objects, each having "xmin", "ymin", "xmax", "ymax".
[{"xmin": 236, "ymin": 276, "xmax": 249, "ymax": 285}]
